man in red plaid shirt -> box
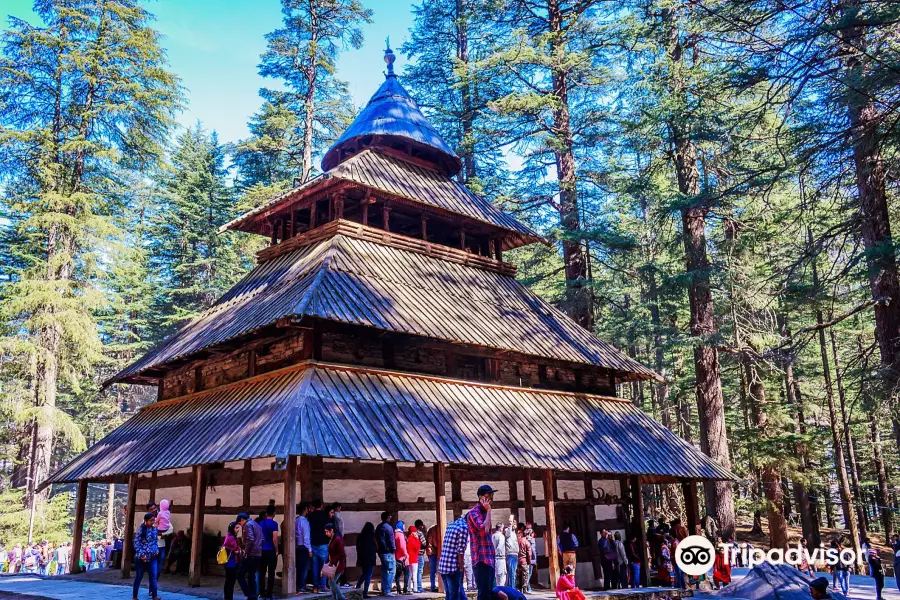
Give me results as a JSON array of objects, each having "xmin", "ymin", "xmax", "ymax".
[{"xmin": 467, "ymin": 485, "xmax": 498, "ymax": 600}]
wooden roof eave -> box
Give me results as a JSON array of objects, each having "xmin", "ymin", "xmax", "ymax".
[{"xmin": 218, "ymin": 174, "xmax": 342, "ymax": 235}]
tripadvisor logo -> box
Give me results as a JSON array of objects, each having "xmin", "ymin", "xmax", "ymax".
[
  {"xmin": 675, "ymin": 535, "xmax": 716, "ymax": 576},
  {"xmin": 675, "ymin": 535, "xmax": 865, "ymax": 573}
]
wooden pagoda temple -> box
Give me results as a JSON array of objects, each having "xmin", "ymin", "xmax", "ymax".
[{"xmin": 45, "ymin": 48, "xmax": 733, "ymax": 594}]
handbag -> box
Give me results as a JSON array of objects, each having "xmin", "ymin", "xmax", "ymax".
[
  {"xmin": 321, "ymin": 562, "xmax": 337, "ymax": 579},
  {"xmin": 216, "ymin": 546, "xmax": 231, "ymax": 565}
]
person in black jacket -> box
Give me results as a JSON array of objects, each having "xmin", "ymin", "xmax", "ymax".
[
  {"xmin": 376, "ymin": 512, "xmax": 397, "ymax": 596},
  {"xmin": 308, "ymin": 499, "xmax": 330, "ymax": 593},
  {"xmin": 356, "ymin": 522, "xmax": 378, "ymax": 598}
]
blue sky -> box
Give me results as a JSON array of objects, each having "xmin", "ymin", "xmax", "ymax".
[{"xmin": 4, "ymin": 0, "xmax": 416, "ymax": 144}]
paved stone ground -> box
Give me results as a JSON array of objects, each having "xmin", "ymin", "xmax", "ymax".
[
  {"xmin": 0, "ymin": 572, "xmax": 689, "ymax": 600},
  {"xmin": 6, "ymin": 567, "xmax": 895, "ymax": 600}
]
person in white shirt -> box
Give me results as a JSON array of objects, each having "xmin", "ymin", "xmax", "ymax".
[
  {"xmin": 55, "ymin": 543, "xmax": 69, "ymax": 575},
  {"xmin": 492, "ymin": 525, "xmax": 507, "ymax": 586}
]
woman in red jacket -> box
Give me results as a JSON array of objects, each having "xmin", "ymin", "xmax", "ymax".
[
  {"xmin": 713, "ymin": 546, "xmax": 731, "ymax": 590},
  {"xmin": 325, "ymin": 523, "xmax": 346, "ymax": 600}
]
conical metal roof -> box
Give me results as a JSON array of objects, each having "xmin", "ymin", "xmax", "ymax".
[{"xmin": 322, "ymin": 47, "xmax": 462, "ymax": 176}]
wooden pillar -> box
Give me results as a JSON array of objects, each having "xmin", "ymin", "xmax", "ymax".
[
  {"xmin": 271, "ymin": 220, "xmax": 278, "ymax": 245},
  {"xmin": 70, "ymin": 480, "xmax": 88, "ymax": 574},
  {"xmin": 290, "ymin": 208, "xmax": 297, "ymax": 238},
  {"xmin": 631, "ymin": 475, "xmax": 650, "ymax": 587},
  {"xmin": 299, "ymin": 456, "xmax": 312, "ymax": 503},
  {"xmin": 523, "ymin": 469, "xmax": 534, "ymax": 524},
  {"xmin": 188, "ymin": 464, "xmax": 207, "ymax": 586},
  {"xmin": 542, "ymin": 469, "xmax": 559, "ymax": 591},
  {"xmin": 434, "ymin": 462, "xmax": 447, "ymax": 592},
  {"xmin": 421, "ymin": 215, "xmax": 429, "ymax": 241},
  {"xmin": 309, "ymin": 201, "xmax": 317, "ymax": 229},
  {"xmin": 495, "ymin": 240, "xmax": 502, "ymax": 262},
  {"xmin": 149, "ymin": 471, "xmax": 158, "ymax": 504},
  {"xmin": 383, "ymin": 205, "xmax": 391, "ymax": 232},
  {"xmin": 460, "ymin": 228, "xmax": 466, "ymax": 250},
  {"xmin": 450, "ymin": 470, "xmax": 463, "ymax": 519},
  {"xmin": 683, "ymin": 480, "xmax": 700, "ymax": 535},
  {"xmin": 283, "ymin": 456, "xmax": 298, "ymax": 595},
  {"xmin": 334, "ymin": 194, "xmax": 345, "ymax": 219},
  {"xmin": 121, "ymin": 473, "xmax": 138, "ymax": 579},
  {"xmin": 242, "ymin": 460, "xmax": 252, "ymax": 509},
  {"xmin": 385, "ymin": 461, "xmax": 399, "ymax": 503}
]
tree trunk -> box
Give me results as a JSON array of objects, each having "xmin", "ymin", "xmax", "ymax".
[
  {"xmin": 745, "ymin": 359, "xmax": 788, "ymax": 549},
  {"xmin": 858, "ymin": 335, "xmax": 894, "ymax": 538},
  {"xmin": 547, "ymin": 0, "xmax": 592, "ymax": 331},
  {"xmin": 825, "ymin": 489, "xmax": 835, "ymax": 529},
  {"xmin": 829, "ymin": 328, "xmax": 868, "ymax": 533},
  {"xmin": 302, "ymin": 8, "xmax": 319, "ymax": 181},
  {"xmin": 812, "ymin": 257, "xmax": 862, "ymax": 568},
  {"xmin": 662, "ymin": 5, "xmax": 733, "ymax": 538},
  {"xmin": 106, "ymin": 483, "xmax": 117, "ymax": 539},
  {"xmin": 455, "ymin": 0, "xmax": 476, "ymax": 181},
  {"xmin": 839, "ymin": 0, "xmax": 900, "ymax": 461},
  {"xmin": 781, "ymin": 319, "xmax": 821, "ymax": 548}
]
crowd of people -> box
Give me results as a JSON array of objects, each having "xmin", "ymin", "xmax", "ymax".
[
  {"xmin": 0, "ymin": 539, "xmax": 121, "ymax": 575},
  {"xmin": 6, "ymin": 487, "xmax": 899, "ymax": 600}
]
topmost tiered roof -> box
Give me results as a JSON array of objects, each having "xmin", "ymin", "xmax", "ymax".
[{"xmin": 321, "ymin": 46, "xmax": 462, "ymax": 176}]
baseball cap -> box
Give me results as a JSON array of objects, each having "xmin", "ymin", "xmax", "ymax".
[
  {"xmin": 809, "ymin": 577, "xmax": 829, "ymax": 591},
  {"xmin": 477, "ymin": 484, "xmax": 499, "ymax": 497}
]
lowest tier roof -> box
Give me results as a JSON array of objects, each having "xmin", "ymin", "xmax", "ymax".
[
  {"xmin": 111, "ymin": 233, "xmax": 658, "ymax": 383},
  {"xmin": 48, "ymin": 363, "xmax": 734, "ymax": 484}
]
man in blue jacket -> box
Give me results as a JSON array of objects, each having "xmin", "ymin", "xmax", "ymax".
[{"xmin": 377, "ymin": 511, "xmax": 397, "ymax": 596}]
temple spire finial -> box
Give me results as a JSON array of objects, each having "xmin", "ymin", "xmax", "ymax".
[{"xmin": 384, "ymin": 38, "xmax": 396, "ymax": 78}]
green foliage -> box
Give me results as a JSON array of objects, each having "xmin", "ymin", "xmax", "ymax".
[{"xmin": 0, "ymin": 488, "xmax": 72, "ymax": 546}]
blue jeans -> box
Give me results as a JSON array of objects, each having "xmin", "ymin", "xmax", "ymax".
[
  {"xmin": 155, "ymin": 547, "xmax": 166, "ymax": 578},
  {"xmin": 328, "ymin": 573, "xmax": 346, "ymax": 600},
  {"xmin": 630, "ymin": 563, "xmax": 641, "ymax": 588},
  {"xmin": 238, "ymin": 555, "xmax": 260, "ymax": 600},
  {"xmin": 506, "ymin": 555, "xmax": 517, "ymax": 585},
  {"xmin": 429, "ymin": 555, "xmax": 439, "ymax": 591},
  {"xmin": 416, "ymin": 555, "xmax": 425, "ymax": 592},
  {"xmin": 357, "ymin": 565, "xmax": 375, "ymax": 596},
  {"xmin": 296, "ymin": 546, "xmax": 310, "ymax": 591},
  {"xmin": 836, "ymin": 569, "xmax": 849, "ymax": 596},
  {"xmin": 380, "ymin": 553, "xmax": 396, "ymax": 595},
  {"xmin": 312, "ymin": 544, "xmax": 329, "ymax": 590},
  {"xmin": 442, "ymin": 571, "xmax": 464, "ymax": 600},
  {"xmin": 474, "ymin": 562, "xmax": 494, "ymax": 600},
  {"xmin": 133, "ymin": 558, "xmax": 158, "ymax": 599},
  {"xmin": 527, "ymin": 564, "xmax": 534, "ymax": 591}
]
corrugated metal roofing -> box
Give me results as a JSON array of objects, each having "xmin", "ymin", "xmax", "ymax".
[
  {"xmin": 48, "ymin": 364, "xmax": 734, "ymax": 484},
  {"xmin": 221, "ymin": 149, "xmax": 539, "ymax": 246},
  {"xmin": 47, "ymin": 368, "xmax": 311, "ymax": 484},
  {"xmin": 322, "ymin": 75, "xmax": 462, "ymax": 175},
  {"xmin": 111, "ymin": 235, "xmax": 658, "ymax": 383},
  {"xmin": 330, "ymin": 150, "xmax": 538, "ymax": 241}
]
